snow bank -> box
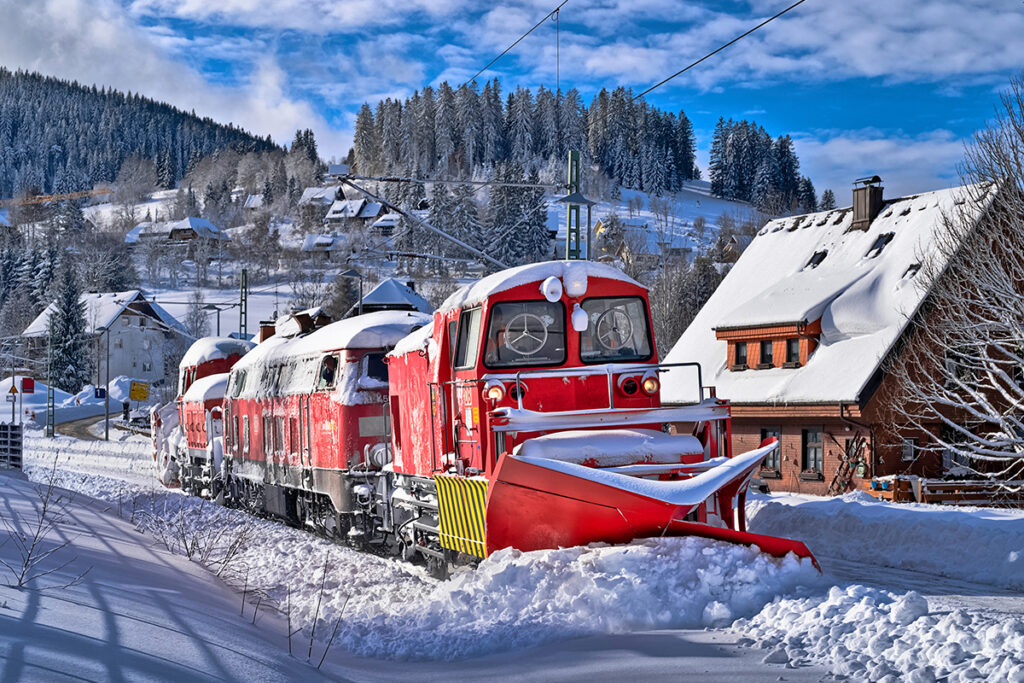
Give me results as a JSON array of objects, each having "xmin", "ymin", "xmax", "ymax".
[
  {"xmin": 336, "ymin": 539, "xmax": 820, "ymax": 661},
  {"xmin": 0, "ymin": 375, "xmax": 155, "ymax": 425},
  {"xmin": 747, "ymin": 491, "xmax": 1024, "ymax": 590},
  {"xmin": 734, "ymin": 586, "xmax": 1024, "ymax": 682}
]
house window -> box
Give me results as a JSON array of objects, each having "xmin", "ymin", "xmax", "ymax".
[
  {"xmin": 903, "ymin": 263, "xmax": 921, "ymax": 279},
  {"xmin": 142, "ymin": 361, "xmax": 153, "ymax": 372},
  {"xmin": 759, "ymin": 340, "xmax": 773, "ymax": 367},
  {"xmin": 901, "ymin": 437, "xmax": 918, "ymax": 462},
  {"xmin": 805, "ymin": 250, "xmax": 828, "ymax": 269},
  {"xmin": 122, "ymin": 317, "xmax": 130, "ymax": 326},
  {"xmin": 761, "ymin": 427, "xmax": 781, "ymax": 471},
  {"xmin": 734, "ymin": 342, "xmax": 747, "ymax": 368},
  {"xmin": 785, "ymin": 338, "xmax": 800, "ymax": 365},
  {"xmin": 801, "ymin": 427, "xmax": 823, "ymax": 473},
  {"xmin": 866, "ymin": 232, "xmax": 894, "ymax": 258},
  {"xmin": 139, "ymin": 317, "xmax": 146, "ymax": 327},
  {"xmin": 114, "ymin": 337, "xmax": 123, "ymax": 348}
]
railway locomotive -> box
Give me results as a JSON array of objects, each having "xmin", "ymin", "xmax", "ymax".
[{"xmin": 159, "ymin": 261, "xmax": 816, "ymax": 576}]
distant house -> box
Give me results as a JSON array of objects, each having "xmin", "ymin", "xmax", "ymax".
[
  {"xmin": 297, "ymin": 186, "xmax": 340, "ymax": 207},
  {"xmin": 326, "ymin": 164, "xmax": 351, "ymax": 180},
  {"xmin": 243, "ymin": 194, "xmax": 265, "ymax": 212},
  {"xmin": 371, "ymin": 212, "xmax": 401, "ymax": 236},
  {"xmin": 346, "ymin": 278, "xmax": 433, "ymax": 318},
  {"xmin": 323, "ymin": 199, "xmax": 384, "ymax": 228},
  {"xmin": 662, "ymin": 178, "xmax": 998, "ymax": 496},
  {"xmin": 23, "ymin": 290, "xmax": 191, "ymax": 385},
  {"xmin": 300, "ymin": 233, "xmax": 350, "ymax": 258},
  {"xmin": 124, "ymin": 217, "xmax": 227, "ymax": 244},
  {"xmin": 596, "ymin": 219, "xmax": 692, "ymax": 266}
]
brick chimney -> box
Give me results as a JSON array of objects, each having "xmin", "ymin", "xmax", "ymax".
[
  {"xmin": 258, "ymin": 320, "xmax": 276, "ymax": 343},
  {"xmin": 851, "ymin": 176, "xmax": 884, "ymax": 231}
]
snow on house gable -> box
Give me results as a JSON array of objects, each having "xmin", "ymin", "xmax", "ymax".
[
  {"xmin": 243, "ymin": 193, "xmax": 264, "ymax": 210},
  {"xmin": 23, "ymin": 290, "xmax": 189, "ymax": 338},
  {"xmin": 662, "ymin": 182, "xmax": 997, "ymax": 406},
  {"xmin": 348, "ymin": 278, "xmax": 433, "ymax": 317}
]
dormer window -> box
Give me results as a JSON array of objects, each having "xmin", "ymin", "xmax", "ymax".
[
  {"xmin": 902, "ymin": 263, "xmax": 921, "ymax": 279},
  {"xmin": 866, "ymin": 232, "xmax": 894, "ymax": 258},
  {"xmin": 805, "ymin": 250, "xmax": 828, "ymax": 269},
  {"xmin": 785, "ymin": 338, "xmax": 800, "ymax": 366}
]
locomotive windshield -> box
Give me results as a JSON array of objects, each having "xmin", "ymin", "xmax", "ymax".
[
  {"xmin": 579, "ymin": 296, "xmax": 653, "ymax": 363},
  {"xmin": 484, "ymin": 300, "xmax": 566, "ymax": 368}
]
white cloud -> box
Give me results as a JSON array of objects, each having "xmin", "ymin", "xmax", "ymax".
[
  {"xmin": 792, "ymin": 129, "xmax": 968, "ymax": 198},
  {"xmin": 0, "ymin": 0, "xmax": 351, "ymax": 155}
]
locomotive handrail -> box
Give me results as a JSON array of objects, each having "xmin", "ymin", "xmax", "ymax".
[
  {"xmin": 509, "ymin": 361, "xmax": 704, "ymax": 412},
  {"xmin": 489, "ymin": 401, "xmax": 729, "ymax": 433}
]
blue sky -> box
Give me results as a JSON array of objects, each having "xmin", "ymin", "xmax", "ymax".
[{"xmin": 2, "ymin": 0, "xmax": 1022, "ymax": 197}]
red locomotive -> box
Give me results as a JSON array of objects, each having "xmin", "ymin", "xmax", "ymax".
[
  {"xmin": 164, "ymin": 261, "xmax": 816, "ymax": 576},
  {"xmin": 152, "ymin": 337, "xmax": 254, "ymax": 487}
]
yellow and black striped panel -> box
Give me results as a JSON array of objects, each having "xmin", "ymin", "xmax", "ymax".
[{"xmin": 434, "ymin": 475, "xmax": 488, "ymax": 559}]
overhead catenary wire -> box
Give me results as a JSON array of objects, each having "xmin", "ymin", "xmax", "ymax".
[
  {"xmin": 460, "ymin": 0, "xmax": 570, "ymax": 88},
  {"xmin": 632, "ymin": 0, "xmax": 809, "ymax": 101},
  {"xmin": 341, "ymin": 174, "xmax": 563, "ymax": 191}
]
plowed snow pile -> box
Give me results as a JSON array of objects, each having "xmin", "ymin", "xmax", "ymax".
[
  {"xmin": 735, "ymin": 586, "xmax": 1024, "ymax": 682},
  {"xmin": 337, "ymin": 540, "xmax": 820, "ymax": 660}
]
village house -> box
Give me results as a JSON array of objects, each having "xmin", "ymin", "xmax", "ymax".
[
  {"xmin": 662, "ymin": 177, "xmax": 997, "ymax": 495},
  {"xmin": 22, "ymin": 290, "xmax": 192, "ymax": 386},
  {"xmin": 323, "ymin": 198, "xmax": 385, "ymax": 229},
  {"xmin": 124, "ymin": 217, "xmax": 228, "ymax": 244}
]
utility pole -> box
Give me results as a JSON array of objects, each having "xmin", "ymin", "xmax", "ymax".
[
  {"xmin": 565, "ymin": 150, "xmax": 581, "ymax": 259},
  {"xmin": 239, "ymin": 269, "xmax": 248, "ymax": 339},
  {"xmin": 46, "ymin": 327, "xmax": 54, "ymax": 437},
  {"xmin": 104, "ymin": 327, "xmax": 110, "ymax": 441}
]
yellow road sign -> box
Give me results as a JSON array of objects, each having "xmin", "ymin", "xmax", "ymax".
[
  {"xmin": 129, "ymin": 381, "xmax": 150, "ymax": 401},
  {"xmin": 7, "ymin": 385, "xmax": 17, "ymax": 394}
]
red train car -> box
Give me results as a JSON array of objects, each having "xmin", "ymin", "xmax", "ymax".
[
  {"xmin": 178, "ymin": 373, "xmax": 228, "ymax": 496},
  {"xmin": 152, "ymin": 337, "xmax": 255, "ymax": 486},
  {"xmin": 220, "ymin": 310, "xmax": 430, "ymax": 533},
  {"xmin": 384, "ymin": 261, "xmax": 815, "ymax": 576}
]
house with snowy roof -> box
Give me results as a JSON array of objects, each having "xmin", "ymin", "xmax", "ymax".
[
  {"xmin": 345, "ymin": 278, "xmax": 433, "ymax": 318},
  {"xmin": 297, "ymin": 186, "xmax": 339, "ymax": 207},
  {"xmin": 243, "ymin": 193, "xmax": 265, "ymax": 211},
  {"xmin": 323, "ymin": 198, "xmax": 384, "ymax": 229},
  {"xmin": 23, "ymin": 290, "xmax": 192, "ymax": 386},
  {"xmin": 662, "ymin": 177, "xmax": 998, "ymax": 495}
]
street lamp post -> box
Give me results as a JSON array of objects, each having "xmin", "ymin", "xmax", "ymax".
[
  {"xmin": 340, "ymin": 268, "xmax": 363, "ymax": 315},
  {"xmin": 98, "ymin": 326, "xmax": 110, "ymax": 440},
  {"xmin": 203, "ymin": 304, "xmax": 222, "ymax": 336}
]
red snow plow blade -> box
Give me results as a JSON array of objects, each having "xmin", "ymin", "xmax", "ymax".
[{"xmin": 486, "ymin": 437, "xmax": 818, "ymax": 568}]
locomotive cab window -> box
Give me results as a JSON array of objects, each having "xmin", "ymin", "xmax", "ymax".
[
  {"xmin": 579, "ymin": 297, "xmax": 652, "ymax": 363},
  {"xmin": 316, "ymin": 354, "xmax": 339, "ymax": 390},
  {"xmin": 362, "ymin": 353, "xmax": 388, "ymax": 383},
  {"xmin": 454, "ymin": 307, "xmax": 483, "ymax": 369},
  {"xmin": 484, "ymin": 300, "xmax": 566, "ymax": 368}
]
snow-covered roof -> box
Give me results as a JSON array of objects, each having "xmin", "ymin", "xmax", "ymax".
[
  {"xmin": 372, "ymin": 212, "xmax": 401, "ymax": 229},
  {"xmin": 357, "ymin": 201, "xmax": 383, "ymax": 219},
  {"xmin": 182, "ymin": 373, "xmax": 229, "ymax": 403},
  {"xmin": 171, "ymin": 217, "xmax": 226, "ymax": 241},
  {"xmin": 662, "ymin": 182, "xmax": 998, "ymax": 405},
  {"xmin": 438, "ymin": 260, "xmax": 643, "ymax": 314},
  {"xmin": 327, "ymin": 163, "xmax": 350, "ymax": 177},
  {"xmin": 356, "ymin": 278, "xmax": 433, "ymax": 315},
  {"xmin": 234, "ymin": 310, "xmax": 431, "ymax": 372},
  {"xmin": 298, "ymin": 186, "xmax": 339, "ymax": 206},
  {"xmin": 243, "ymin": 193, "xmax": 264, "ymax": 210},
  {"xmin": 389, "ymin": 320, "xmax": 434, "ymax": 357},
  {"xmin": 300, "ymin": 233, "xmax": 348, "ymax": 252},
  {"xmin": 179, "ymin": 337, "xmax": 256, "ymax": 369},
  {"xmin": 23, "ymin": 290, "xmax": 190, "ymax": 338},
  {"xmin": 324, "ymin": 199, "xmax": 365, "ymax": 220}
]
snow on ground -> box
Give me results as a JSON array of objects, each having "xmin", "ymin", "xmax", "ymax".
[
  {"xmin": 83, "ymin": 189, "xmax": 178, "ymax": 227},
  {"xmin": 0, "ymin": 375, "xmax": 156, "ymax": 426},
  {"xmin": 19, "ymin": 430, "xmax": 1024, "ymax": 679},
  {"xmin": 0, "ymin": 469, "xmax": 337, "ymax": 681},
  {"xmin": 747, "ymin": 490, "xmax": 1024, "ymax": 591}
]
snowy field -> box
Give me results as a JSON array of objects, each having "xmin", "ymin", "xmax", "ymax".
[{"xmin": 11, "ymin": 429, "xmax": 1024, "ymax": 680}]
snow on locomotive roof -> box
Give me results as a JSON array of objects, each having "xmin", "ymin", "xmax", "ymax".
[
  {"xmin": 180, "ymin": 337, "xmax": 256, "ymax": 368},
  {"xmin": 388, "ymin": 320, "xmax": 434, "ymax": 358},
  {"xmin": 236, "ymin": 310, "xmax": 431, "ymax": 369},
  {"xmin": 182, "ymin": 373, "xmax": 229, "ymax": 403},
  {"xmin": 438, "ymin": 261, "xmax": 643, "ymax": 314}
]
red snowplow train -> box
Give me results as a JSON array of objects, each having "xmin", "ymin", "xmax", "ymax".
[{"xmin": 155, "ymin": 261, "xmax": 816, "ymax": 576}]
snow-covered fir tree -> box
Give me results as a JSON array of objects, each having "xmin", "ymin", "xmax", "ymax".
[
  {"xmin": 48, "ymin": 266, "xmax": 93, "ymax": 393},
  {"xmin": 820, "ymin": 189, "xmax": 837, "ymax": 210}
]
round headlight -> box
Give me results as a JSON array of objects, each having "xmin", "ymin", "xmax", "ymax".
[
  {"xmin": 483, "ymin": 380, "xmax": 505, "ymax": 402},
  {"xmin": 642, "ymin": 377, "xmax": 659, "ymax": 395},
  {"xmin": 620, "ymin": 378, "xmax": 639, "ymax": 395},
  {"xmin": 508, "ymin": 382, "xmax": 526, "ymax": 401}
]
